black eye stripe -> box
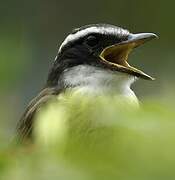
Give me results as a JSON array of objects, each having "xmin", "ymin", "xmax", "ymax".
[{"xmin": 85, "ymin": 35, "xmax": 99, "ymax": 47}]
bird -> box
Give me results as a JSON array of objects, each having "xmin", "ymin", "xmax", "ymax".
[{"xmin": 17, "ymin": 24, "xmax": 158, "ymax": 142}]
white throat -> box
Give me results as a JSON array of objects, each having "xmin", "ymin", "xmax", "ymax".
[{"xmin": 62, "ymin": 65, "xmax": 139, "ymax": 105}]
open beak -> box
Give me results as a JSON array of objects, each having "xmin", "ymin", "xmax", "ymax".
[{"xmin": 99, "ymin": 33, "xmax": 158, "ymax": 80}]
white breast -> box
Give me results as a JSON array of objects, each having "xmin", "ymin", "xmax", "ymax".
[{"xmin": 62, "ymin": 65, "xmax": 139, "ymax": 107}]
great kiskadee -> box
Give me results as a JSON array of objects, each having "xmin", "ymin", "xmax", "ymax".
[{"xmin": 17, "ymin": 24, "xmax": 158, "ymax": 141}]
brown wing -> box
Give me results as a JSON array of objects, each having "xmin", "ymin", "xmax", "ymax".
[{"xmin": 17, "ymin": 87, "xmax": 61, "ymax": 142}]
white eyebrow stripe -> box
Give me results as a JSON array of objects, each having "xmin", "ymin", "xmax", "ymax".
[{"xmin": 58, "ymin": 26, "xmax": 129, "ymax": 53}]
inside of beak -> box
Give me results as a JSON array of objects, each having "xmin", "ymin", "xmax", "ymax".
[
  {"xmin": 99, "ymin": 35, "xmax": 157, "ymax": 80},
  {"xmin": 100, "ymin": 43, "xmax": 133, "ymax": 68}
]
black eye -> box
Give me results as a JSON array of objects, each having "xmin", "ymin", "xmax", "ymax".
[{"xmin": 85, "ymin": 35, "xmax": 99, "ymax": 47}]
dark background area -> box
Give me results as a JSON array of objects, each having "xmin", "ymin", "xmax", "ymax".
[{"xmin": 0, "ymin": 0, "xmax": 174, "ymax": 136}]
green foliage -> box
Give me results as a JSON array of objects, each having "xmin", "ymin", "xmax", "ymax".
[{"xmin": 1, "ymin": 95, "xmax": 175, "ymax": 180}]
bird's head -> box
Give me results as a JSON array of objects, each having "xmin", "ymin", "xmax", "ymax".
[{"xmin": 47, "ymin": 24, "xmax": 158, "ymax": 94}]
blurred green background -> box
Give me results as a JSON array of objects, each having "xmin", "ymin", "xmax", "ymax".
[{"xmin": 1, "ymin": 0, "xmax": 175, "ymax": 179}]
